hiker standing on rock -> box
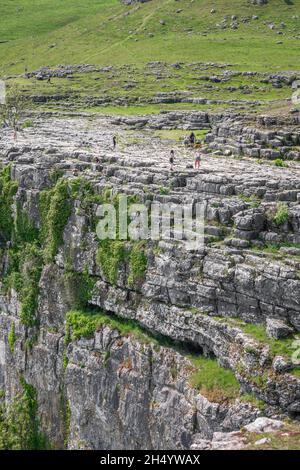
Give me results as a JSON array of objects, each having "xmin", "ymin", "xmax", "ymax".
[
  {"xmin": 195, "ymin": 151, "xmax": 201, "ymax": 170},
  {"xmin": 189, "ymin": 132, "xmax": 196, "ymax": 146},
  {"xmin": 169, "ymin": 149, "xmax": 175, "ymax": 172},
  {"xmin": 112, "ymin": 135, "xmax": 117, "ymax": 150}
]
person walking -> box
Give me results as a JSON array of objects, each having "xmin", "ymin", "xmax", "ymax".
[
  {"xmin": 169, "ymin": 150, "xmax": 175, "ymax": 172},
  {"xmin": 112, "ymin": 135, "xmax": 117, "ymax": 150},
  {"xmin": 195, "ymin": 151, "xmax": 201, "ymax": 169}
]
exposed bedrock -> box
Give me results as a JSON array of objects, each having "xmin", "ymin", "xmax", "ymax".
[{"xmin": 0, "ymin": 115, "xmax": 299, "ymax": 449}]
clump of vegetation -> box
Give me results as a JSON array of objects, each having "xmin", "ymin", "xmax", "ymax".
[
  {"xmin": 94, "ymin": 191, "xmax": 148, "ymax": 286},
  {"xmin": 0, "ymin": 165, "xmax": 18, "ymax": 242},
  {"xmin": 96, "ymin": 239, "xmax": 126, "ymax": 285},
  {"xmin": 65, "ymin": 310, "xmax": 107, "ymax": 344},
  {"xmin": 59, "ymin": 389, "xmax": 71, "ymax": 448},
  {"xmin": 236, "ymin": 322, "xmax": 299, "ymax": 359},
  {"xmin": 63, "ymin": 352, "xmax": 69, "ymax": 371},
  {"xmin": 240, "ymin": 393, "xmax": 266, "ymax": 411},
  {"xmin": 188, "ymin": 355, "xmax": 240, "ymax": 403},
  {"xmin": 127, "ymin": 241, "xmax": 148, "ymax": 286},
  {"xmin": 274, "ymin": 158, "xmax": 288, "ymax": 168},
  {"xmin": 64, "ymin": 267, "xmax": 96, "ymax": 310},
  {"xmin": 39, "ymin": 178, "xmax": 71, "ymax": 262},
  {"xmin": 14, "ymin": 201, "xmax": 39, "ymax": 244},
  {"xmin": 273, "ymin": 202, "xmax": 289, "ymax": 226},
  {"xmin": 0, "ymin": 378, "xmax": 49, "ymax": 450},
  {"xmin": 4, "ymin": 244, "xmax": 43, "ymax": 327},
  {"xmin": 8, "ymin": 323, "xmax": 16, "ymax": 353},
  {"xmin": 290, "ymin": 368, "xmax": 300, "ymax": 378},
  {"xmin": 0, "ymin": 167, "xmax": 45, "ymax": 327},
  {"xmin": 159, "ymin": 187, "xmax": 170, "ymax": 196},
  {"xmin": 65, "ymin": 309, "xmax": 154, "ymax": 346},
  {"xmin": 22, "ymin": 119, "xmax": 33, "ymax": 129},
  {"xmin": 251, "ymin": 241, "xmax": 300, "ymax": 256},
  {"xmin": 69, "ymin": 177, "xmax": 102, "ymax": 207},
  {"xmin": 19, "ymin": 245, "xmax": 43, "ymax": 327},
  {"xmin": 238, "ymin": 193, "xmax": 261, "ymax": 208},
  {"xmin": 49, "ymin": 168, "xmax": 64, "ymax": 185}
]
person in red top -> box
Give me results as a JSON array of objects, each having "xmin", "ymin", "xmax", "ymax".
[{"xmin": 195, "ymin": 151, "xmax": 201, "ymax": 169}]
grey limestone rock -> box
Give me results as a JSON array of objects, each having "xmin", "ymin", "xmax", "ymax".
[{"xmin": 266, "ymin": 318, "xmax": 294, "ymax": 339}]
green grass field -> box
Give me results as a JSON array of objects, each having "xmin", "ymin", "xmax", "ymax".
[{"xmin": 0, "ymin": 0, "xmax": 299, "ymax": 114}]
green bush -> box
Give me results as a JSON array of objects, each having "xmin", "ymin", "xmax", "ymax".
[
  {"xmin": 14, "ymin": 201, "xmax": 39, "ymax": 244},
  {"xmin": 22, "ymin": 120, "xmax": 33, "ymax": 129},
  {"xmin": 0, "ymin": 165, "xmax": 18, "ymax": 242},
  {"xmin": 64, "ymin": 268, "xmax": 96, "ymax": 310},
  {"xmin": 274, "ymin": 158, "xmax": 288, "ymax": 168},
  {"xmin": 96, "ymin": 239, "xmax": 126, "ymax": 285},
  {"xmin": 128, "ymin": 241, "xmax": 148, "ymax": 286},
  {"xmin": 0, "ymin": 378, "xmax": 49, "ymax": 450},
  {"xmin": 3, "ymin": 243, "xmax": 43, "ymax": 327},
  {"xmin": 8, "ymin": 323, "xmax": 16, "ymax": 353},
  {"xmin": 273, "ymin": 203, "xmax": 289, "ymax": 226},
  {"xmin": 19, "ymin": 244, "xmax": 43, "ymax": 327},
  {"xmin": 39, "ymin": 179, "xmax": 71, "ymax": 262}
]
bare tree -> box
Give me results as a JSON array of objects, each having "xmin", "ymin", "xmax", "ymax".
[{"xmin": 0, "ymin": 84, "xmax": 26, "ymax": 141}]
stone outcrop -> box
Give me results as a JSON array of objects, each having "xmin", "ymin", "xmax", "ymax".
[{"xmin": 0, "ymin": 114, "xmax": 299, "ymax": 449}]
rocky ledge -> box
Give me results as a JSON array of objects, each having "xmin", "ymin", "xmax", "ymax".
[{"xmin": 0, "ymin": 113, "xmax": 299, "ymax": 449}]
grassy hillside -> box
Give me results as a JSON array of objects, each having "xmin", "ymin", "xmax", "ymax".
[{"xmin": 0, "ymin": 0, "xmax": 299, "ymax": 113}]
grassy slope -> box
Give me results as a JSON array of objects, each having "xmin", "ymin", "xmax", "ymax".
[
  {"xmin": 0, "ymin": 0, "xmax": 299, "ymax": 74},
  {"xmin": 0, "ymin": 0, "xmax": 299, "ymax": 114}
]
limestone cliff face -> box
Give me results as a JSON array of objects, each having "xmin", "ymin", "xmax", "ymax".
[{"xmin": 0, "ymin": 115, "xmax": 299, "ymax": 449}]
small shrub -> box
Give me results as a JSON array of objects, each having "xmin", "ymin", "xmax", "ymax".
[
  {"xmin": 274, "ymin": 158, "xmax": 288, "ymax": 168},
  {"xmin": 159, "ymin": 187, "xmax": 170, "ymax": 195},
  {"xmin": 273, "ymin": 203, "xmax": 289, "ymax": 226},
  {"xmin": 22, "ymin": 120, "xmax": 33, "ymax": 129},
  {"xmin": 14, "ymin": 202, "xmax": 39, "ymax": 244},
  {"xmin": 96, "ymin": 239, "xmax": 126, "ymax": 285},
  {"xmin": 19, "ymin": 244, "xmax": 43, "ymax": 327},
  {"xmin": 8, "ymin": 323, "xmax": 16, "ymax": 353},
  {"xmin": 127, "ymin": 241, "xmax": 147, "ymax": 286},
  {"xmin": 0, "ymin": 378, "xmax": 49, "ymax": 450},
  {"xmin": 39, "ymin": 179, "xmax": 71, "ymax": 262},
  {"xmin": 0, "ymin": 165, "xmax": 18, "ymax": 242},
  {"xmin": 64, "ymin": 267, "xmax": 96, "ymax": 310}
]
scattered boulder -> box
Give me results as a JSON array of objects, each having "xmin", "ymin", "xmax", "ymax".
[
  {"xmin": 244, "ymin": 418, "xmax": 283, "ymax": 433},
  {"xmin": 266, "ymin": 318, "xmax": 294, "ymax": 339},
  {"xmin": 272, "ymin": 356, "xmax": 290, "ymax": 373}
]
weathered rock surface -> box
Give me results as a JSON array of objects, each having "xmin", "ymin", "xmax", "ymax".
[{"xmin": 0, "ymin": 114, "xmax": 299, "ymax": 449}]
